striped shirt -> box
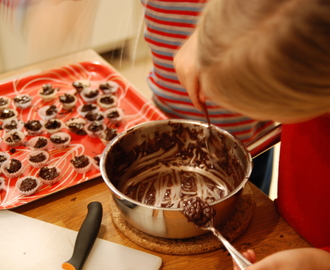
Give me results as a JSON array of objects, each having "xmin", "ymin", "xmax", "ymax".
[{"xmin": 141, "ymin": 0, "xmax": 274, "ymax": 143}]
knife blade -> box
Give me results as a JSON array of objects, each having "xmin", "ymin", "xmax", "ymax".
[{"xmin": 62, "ymin": 201, "xmax": 103, "ymax": 270}]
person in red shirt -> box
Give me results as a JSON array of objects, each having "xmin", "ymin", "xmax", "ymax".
[{"xmin": 174, "ymin": 0, "xmax": 330, "ymax": 269}]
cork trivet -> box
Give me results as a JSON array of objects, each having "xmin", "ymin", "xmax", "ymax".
[{"xmin": 110, "ymin": 183, "xmax": 255, "ymax": 255}]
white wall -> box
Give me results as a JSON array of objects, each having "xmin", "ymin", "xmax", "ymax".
[{"xmin": 0, "ymin": 0, "xmax": 138, "ymax": 73}]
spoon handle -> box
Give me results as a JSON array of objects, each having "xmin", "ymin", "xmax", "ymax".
[{"xmin": 210, "ymin": 227, "xmax": 252, "ymax": 269}]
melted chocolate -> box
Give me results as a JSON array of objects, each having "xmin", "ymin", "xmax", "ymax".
[
  {"xmin": 182, "ymin": 197, "xmax": 215, "ymax": 226},
  {"xmin": 106, "ymin": 122, "xmax": 244, "ymax": 208},
  {"xmin": 70, "ymin": 155, "xmax": 90, "ymax": 168},
  {"xmin": 39, "ymin": 167, "xmax": 59, "ymax": 180},
  {"xmin": 4, "ymin": 159, "xmax": 22, "ymax": 173}
]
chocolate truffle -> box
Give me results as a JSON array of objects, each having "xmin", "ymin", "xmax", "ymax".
[
  {"xmin": 24, "ymin": 120, "xmax": 44, "ymax": 135},
  {"xmin": 72, "ymin": 80, "xmax": 90, "ymax": 93},
  {"xmin": 39, "ymin": 84, "xmax": 58, "ymax": 101},
  {"xmin": 0, "ymin": 97, "xmax": 11, "ymax": 109},
  {"xmin": 77, "ymin": 104, "xmax": 99, "ymax": 117},
  {"xmin": 28, "ymin": 150, "xmax": 49, "ymax": 168},
  {"xmin": 81, "ymin": 89, "xmax": 100, "ymax": 103},
  {"xmin": 3, "ymin": 130, "xmax": 25, "ymax": 147},
  {"xmin": 38, "ymin": 166, "xmax": 61, "ymax": 185},
  {"xmin": 65, "ymin": 117, "xmax": 87, "ymax": 135},
  {"xmin": 99, "ymin": 81, "xmax": 119, "ymax": 94},
  {"xmin": 97, "ymin": 94, "xmax": 118, "ymax": 110},
  {"xmin": 70, "ymin": 155, "xmax": 92, "ymax": 174},
  {"xmin": 59, "ymin": 93, "xmax": 77, "ymax": 110},
  {"xmin": 3, "ymin": 119, "xmax": 24, "ymax": 132},
  {"xmin": 99, "ymin": 127, "xmax": 118, "ymax": 145},
  {"xmin": 44, "ymin": 119, "xmax": 63, "ymax": 134},
  {"xmin": 105, "ymin": 107, "xmax": 124, "ymax": 125},
  {"xmin": 2, "ymin": 158, "xmax": 24, "ymax": 178},
  {"xmin": 0, "ymin": 108, "xmax": 17, "ymax": 122},
  {"xmin": 16, "ymin": 176, "xmax": 40, "ymax": 195},
  {"xmin": 84, "ymin": 111, "xmax": 105, "ymax": 122},
  {"xmin": 84, "ymin": 121, "xmax": 106, "ymax": 138},
  {"xmin": 27, "ymin": 136, "xmax": 49, "ymax": 150},
  {"xmin": 49, "ymin": 132, "xmax": 71, "ymax": 149},
  {"xmin": 13, "ymin": 94, "xmax": 33, "ymax": 109}
]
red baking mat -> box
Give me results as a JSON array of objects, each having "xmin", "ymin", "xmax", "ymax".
[{"xmin": 0, "ymin": 61, "xmax": 167, "ymax": 210}]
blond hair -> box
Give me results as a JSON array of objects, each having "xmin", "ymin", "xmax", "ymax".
[{"xmin": 197, "ymin": 0, "xmax": 330, "ymax": 119}]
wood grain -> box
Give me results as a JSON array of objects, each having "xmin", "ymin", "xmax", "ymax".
[{"xmin": 13, "ymin": 176, "xmax": 310, "ymax": 270}]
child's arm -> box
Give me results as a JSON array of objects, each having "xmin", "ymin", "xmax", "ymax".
[{"xmin": 173, "ymin": 30, "xmax": 204, "ymax": 111}]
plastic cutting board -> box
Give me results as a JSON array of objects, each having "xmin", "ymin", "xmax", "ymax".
[{"xmin": 0, "ymin": 211, "xmax": 162, "ymax": 270}]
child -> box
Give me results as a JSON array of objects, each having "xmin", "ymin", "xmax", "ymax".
[
  {"xmin": 141, "ymin": 0, "xmax": 275, "ymax": 194},
  {"xmin": 193, "ymin": 0, "xmax": 330, "ymax": 268}
]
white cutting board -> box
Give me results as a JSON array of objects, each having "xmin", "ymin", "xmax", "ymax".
[{"xmin": 0, "ymin": 211, "xmax": 162, "ymax": 270}]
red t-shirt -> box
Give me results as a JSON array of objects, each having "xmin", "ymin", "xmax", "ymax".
[{"xmin": 277, "ymin": 115, "xmax": 330, "ymax": 248}]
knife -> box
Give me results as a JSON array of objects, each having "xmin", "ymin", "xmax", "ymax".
[{"xmin": 62, "ymin": 201, "xmax": 103, "ymax": 270}]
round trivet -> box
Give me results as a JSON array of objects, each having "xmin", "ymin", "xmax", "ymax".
[{"xmin": 109, "ymin": 183, "xmax": 255, "ymax": 255}]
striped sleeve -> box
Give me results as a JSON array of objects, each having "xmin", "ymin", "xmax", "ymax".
[{"xmin": 142, "ymin": 0, "xmax": 274, "ymax": 142}]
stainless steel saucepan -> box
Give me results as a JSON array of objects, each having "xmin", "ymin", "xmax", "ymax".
[{"xmin": 100, "ymin": 119, "xmax": 281, "ymax": 239}]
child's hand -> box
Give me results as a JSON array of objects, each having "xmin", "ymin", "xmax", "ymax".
[
  {"xmin": 232, "ymin": 249, "xmax": 256, "ymax": 270},
  {"xmin": 233, "ymin": 248, "xmax": 330, "ymax": 270},
  {"xmin": 173, "ymin": 30, "xmax": 204, "ymax": 111}
]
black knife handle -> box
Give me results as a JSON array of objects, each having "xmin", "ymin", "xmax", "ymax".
[{"xmin": 62, "ymin": 201, "xmax": 103, "ymax": 270}]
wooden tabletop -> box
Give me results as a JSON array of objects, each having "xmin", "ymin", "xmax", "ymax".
[{"xmin": 3, "ymin": 50, "xmax": 311, "ymax": 269}]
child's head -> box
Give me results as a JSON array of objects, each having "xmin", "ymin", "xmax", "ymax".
[{"xmin": 197, "ymin": 0, "xmax": 330, "ymax": 123}]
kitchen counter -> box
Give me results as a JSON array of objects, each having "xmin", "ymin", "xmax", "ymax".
[{"xmin": 2, "ymin": 50, "xmax": 311, "ymax": 270}]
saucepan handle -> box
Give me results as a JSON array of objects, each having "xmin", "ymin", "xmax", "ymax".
[{"xmin": 245, "ymin": 124, "xmax": 282, "ymax": 158}]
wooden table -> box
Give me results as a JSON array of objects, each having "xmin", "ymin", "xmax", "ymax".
[{"xmin": 2, "ymin": 50, "xmax": 311, "ymax": 270}]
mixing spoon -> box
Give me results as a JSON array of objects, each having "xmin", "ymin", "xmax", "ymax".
[
  {"xmin": 200, "ymin": 102, "xmax": 226, "ymax": 165},
  {"xmin": 183, "ymin": 197, "xmax": 252, "ymax": 270},
  {"xmin": 199, "ymin": 218, "xmax": 252, "ymax": 269},
  {"xmin": 200, "ymin": 101, "xmax": 282, "ymax": 160}
]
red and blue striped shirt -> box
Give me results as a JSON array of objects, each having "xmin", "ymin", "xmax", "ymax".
[{"xmin": 142, "ymin": 0, "xmax": 274, "ymax": 143}]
